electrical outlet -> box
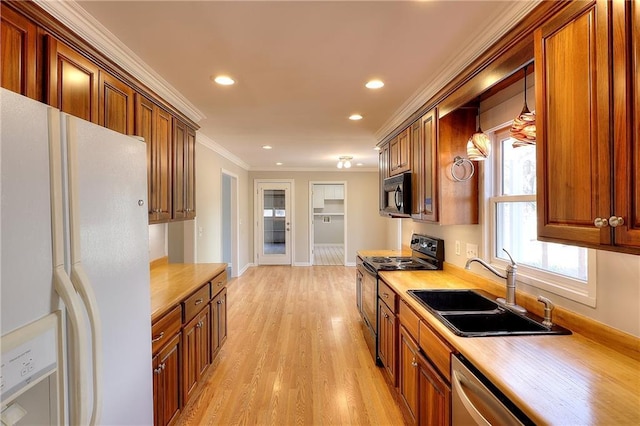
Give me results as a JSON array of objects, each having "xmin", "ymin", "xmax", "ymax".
[
  {"xmin": 466, "ymin": 243, "xmax": 478, "ymax": 259},
  {"xmin": 455, "ymin": 240, "xmax": 461, "ymax": 256}
]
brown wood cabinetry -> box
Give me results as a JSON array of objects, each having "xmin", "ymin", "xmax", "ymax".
[
  {"xmin": 378, "ymin": 143, "xmax": 390, "ymax": 214},
  {"xmin": 417, "ymin": 108, "xmax": 438, "ymax": 222},
  {"xmin": 378, "ymin": 299, "xmax": 396, "ymax": 385},
  {"xmin": 398, "ymin": 300, "xmax": 452, "ymax": 425},
  {"xmin": 182, "ymin": 305, "xmax": 211, "ymax": 405},
  {"xmin": 173, "ymin": 119, "xmax": 197, "ymax": 220},
  {"xmin": 136, "ymin": 95, "xmax": 173, "ymax": 223},
  {"xmin": 153, "ymin": 333, "xmax": 181, "ymax": 426},
  {"xmin": 211, "ymin": 287, "xmax": 228, "ymax": 358},
  {"xmin": 410, "ymin": 119, "xmax": 423, "ymax": 220},
  {"xmin": 47, "ymin": 36, "xmax": 99, "ymax": 123},
  {"xmin": 535, "ymin": 0, "xmax": 640, "ymax": 252},
  {"xmin": 99, "ymin": 71, "xmax": 134, "ymax": 134},
  {"xmin": 390, "ymin": 128, "xmax": 411, "ymax": 176},
  {"xmin": 1, "ymin": 3, "xmax": 37, "ymax": 99}
]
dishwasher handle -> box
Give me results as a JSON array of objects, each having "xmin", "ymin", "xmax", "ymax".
[{"xmin": 452, "ymin": 369, "xmax": 492, "ymax": 426}]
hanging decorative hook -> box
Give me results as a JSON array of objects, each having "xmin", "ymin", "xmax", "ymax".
[{"xmin": 451, "ymin": 156, "xmax": 475, "ymax": 182}]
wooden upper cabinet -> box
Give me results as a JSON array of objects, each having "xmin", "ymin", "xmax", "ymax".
[
  {"xmin": 410, "ymin": 120, "xmax": 423, "ymax": 220},
  {"xmin": 99, "ymin": 71, "xmax": 134, "ymax": 134},
  {"xmin": 612, "ymin": 0, "xmax": 640, "ymax": 250},
  {"xmin": 1, "ymin": 3, "xmax": 37, "ymax": 99},
  {"xmin": 535, "ymin": 0, "xmax": 612, "ymax": 247},
  {"xmin": 378, "ymin": 143, "xmax": 390, "ymax": 214},
  {"xmin": 390, "ymin": 128, "xmax": 411, "ymax": 175},
  {"xmin": 185, "ymin": 126, "xmax": 196, "ymax": 220},
  {"xmin": 136, "ymin": 94, "xmax": 172, "ymax": 223},
  {"xmin": 420, "ymin": 109, "xmax": 438, "ymax": 222},
  {"xmin": 47, "ymin": 36, "xmax": 99, "ymax": 123},
  {"xmin": 173, "ymin": 118, "xmax": 196, "ymax": 221}
]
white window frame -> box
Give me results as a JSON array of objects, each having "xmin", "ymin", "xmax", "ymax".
[{"xmin": 484, "ymin": 124, "xmax": 597, "ymax": 307}]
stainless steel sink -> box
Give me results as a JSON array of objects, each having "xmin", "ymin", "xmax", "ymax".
[{"xmin": 407, "ymin": 289, "xmax": 571, "ymax": 337}]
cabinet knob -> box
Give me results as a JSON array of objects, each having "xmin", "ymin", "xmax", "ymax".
[
  {"xmin": 609, "ymin": 216, "xmax": 625, "ymax": 228},
  {"xmin": 383, "ymin": 313, "xmax": 389, "ymax": 319},
  {"xmin": 154, "ymin": 367, "xmax": 162, "ymax": 375},
  {"xmin": 382, "ymin": 292, "xmax": 389, "ymax": 299},
  {"xmin": 594, "ymin": 217, "xmax": 609, "ymax": 228},
  {"xmin": 411, "ymin": 358, "xmax": 418, "ymax": 368},
  {"xmin": 194, "ymin": 298, "xmax": 204, "ymax": 305}
]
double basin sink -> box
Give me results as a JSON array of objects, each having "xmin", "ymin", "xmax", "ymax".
[{"xmin": 407, "ymin": 289, "xmax": 571, "ymax": 337}]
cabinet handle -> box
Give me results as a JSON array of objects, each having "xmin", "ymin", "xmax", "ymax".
[
  {"xmin": 382, "ymin": 292, "xmax": 389, "ymax": 299},
  {"xmin": 196, "ymin": 321, "xmax": 202, "ymax": 328},
  {"xmin": 154, "ymin": 367, "xmax": 162, "ymax": 375},
  {"xmin": 609, "ymin": 216, "xmax": 625, "ymax": 228},
  {"xmin": 160, "ymin": 363, "xmax": 166, "ymax": 370},
  {"xmin": 594, "ymin": 217, "xmax": 609, "ymax": 228},
  {"xmin": 194, "ymin": 298, "xmax": 204, "ymax": 305},
  {"xmin": 411, "ymin": 358, "xmax": 418, "ymax": 368},
  {"xmin": 383, "ymin": 312, "xmax": 389, "ymax": 319},
  {"xmin": 151, "ymin": 331, "xmax": 165, "ymax": 343}
]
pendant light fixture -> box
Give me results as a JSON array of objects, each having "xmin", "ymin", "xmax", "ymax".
[
  {"xmin": 510, "ymin": 64, "xmax": 536, "ymax": 147},
  {"xmin": 467, "ymin": 104, "xmax": 491, "ymax": 161}
]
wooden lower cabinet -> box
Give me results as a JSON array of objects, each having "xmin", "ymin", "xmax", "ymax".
[
  {"xmin": 182, "ymin": 305, "xmax": 211, "ymax": 405},
  {"xmin": 378, "ymin": 299, "xmax": 396, "ymax": 385},
  {"xmin": 153, "ymin": 333, "xmax": 181, "ymax": 426},
  {"xmin": 211, "ymin": 287, "xmax": 228, "ymax": 358},
  {"xmin": 398, "ymin": 323, "xmax": 451, "ymax": 425}
]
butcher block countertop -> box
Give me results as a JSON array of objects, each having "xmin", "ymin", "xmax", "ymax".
[
  {"xmin": 150, "ymin": 260, "xmax": 227, "ymax": 322},
  {"xmin": 371, "ymin": 261, "xmax": 640, "ymax": 425}
]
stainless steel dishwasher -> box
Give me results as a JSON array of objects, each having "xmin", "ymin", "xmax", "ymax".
[{"xmin": 451, "ymin": 355, "xmax": 533, "ymax": 425}]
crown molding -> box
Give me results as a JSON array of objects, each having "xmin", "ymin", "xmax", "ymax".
[
  {"xmin": 375, "ymin": 0, "xmax": 540, "ymax": 142},
  {"xmin": 248, "ymin": 166, "xmax": 378, "ymax": 173},
  {"xmin": 197, "ymin": 134, "xmax": 251, "ymax": 170},
  {"xmin": 34, "ymin": 0, "xmax": 205, "ymax": 124}
]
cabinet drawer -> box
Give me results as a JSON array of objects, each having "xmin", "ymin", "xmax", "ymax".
[
  {"xmin": 212, "ymin": 270, "xmax": 227, "ymax": 297},
  {"xmin": 378, "ymin": 280, "xmax": 397, "ymax": 313},
  {"xmin": 151, "ymin": 305, "xmax": 181, "ymax": 355},
  {"xmin": 183, "ymin": 283, "xmax": 211, "ymax": 324},
  {"xmin": 419, "ymin": 321, "xmax": 453, "ymax": 382},
  {"xmin": 399, "ymin": 299, "xmax": 420, "ymax": 341}
]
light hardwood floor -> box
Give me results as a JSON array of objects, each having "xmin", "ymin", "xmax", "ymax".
[
  {"xmin": 177, "ymin": 265, "xmax": 405, "ymax": 425},
  {"xmin": 313, "ymin": 245, "xmax": 344, "ymax": 266}
]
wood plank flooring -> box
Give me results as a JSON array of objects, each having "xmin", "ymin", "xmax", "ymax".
[
  {"xmin": 177, "ymin": 265, "xmax": 405, "ymax": 425},
  {"xmin": 313, "ymin": 245, "xmax": 344, "ymax": 265}
]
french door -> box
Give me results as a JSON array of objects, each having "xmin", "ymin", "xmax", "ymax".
[{"xmin": 256, "ymin": 181, "xmax": 292, "ymax": 265}]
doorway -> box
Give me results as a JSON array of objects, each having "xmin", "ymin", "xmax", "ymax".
[
  {"xmin": 309, "ymin": 182, "xmax": 346, "ymax": 265},
  {"xmin": 255, "ymin": 180, "xmax": 293, "ymax": 265},
  {"xmin": 221, "ymin": 170, "xmax": 239, "ymax": 277}
]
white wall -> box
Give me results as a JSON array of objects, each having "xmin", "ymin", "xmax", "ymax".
[
  {"xmin": 148, "ymin": 223, "xmax": 167, "ymax": 261},
  {"xmin": 400, "ymin": 75, "xmax": 640, "ymax": 337},
  {"xmin": 249, "ymin": 171, "xmax": 390, "ymax": 265}
]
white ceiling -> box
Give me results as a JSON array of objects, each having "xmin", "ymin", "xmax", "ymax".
[{"xmin": 72, "ymin": 0, "xmax": 538, "ymax": 171}]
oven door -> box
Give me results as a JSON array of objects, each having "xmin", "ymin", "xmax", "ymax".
[{"xmin": 360, "ymin": 263, "xmax": 378, "ymax": 358}]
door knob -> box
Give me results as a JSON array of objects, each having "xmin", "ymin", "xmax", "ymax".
[
  {"xmin": 594, "ymin": 217, "xmax": 608, "ymax": 228},
  {"xmin": 609, "ymin": 216, "xmax": 624, "ymax": 227}
]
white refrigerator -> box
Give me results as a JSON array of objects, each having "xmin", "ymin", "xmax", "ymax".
[{"xmin": 1, "ymin": 88, "xmax": 153, "ymax": 425}]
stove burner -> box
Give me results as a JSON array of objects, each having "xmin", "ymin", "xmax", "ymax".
[{"xmin": 369, "ymin": 257, "xmax": 392, "ymax": 263}]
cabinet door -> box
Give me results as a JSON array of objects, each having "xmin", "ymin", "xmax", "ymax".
[
  {"xmin": 153, "ymin": 333, "xmax": 181, "ymax": 426},
  {"xmin": 47, "ymin": 36, "xmax": 99, "ymax": 123},
  {"xmin": 99, "ymin": 71, "xmax": 134, "ymax": 134},
  {"xmin": 379, "ymin": 143, "xmax": 390, "ymax": 214},
  {"xmin": 399, "ymin": 326, "xmax": 419, "ymax": 424},
  {"xmin": 185, "ymin": 126, "xmax": 196, "ymax": 219},
  {"xmin": 612, "ymin": 0, "xmax": 640, "ymax": 249},
  {"xmin": 136, "ymin": 94, "xmax": 156, "ymax": 220},
  {"xmin": 421, "ymin": 109, "xmax": 438, "ymax": 222},
  {"xmin": 173, "ymin": 119, "xmax": 187, "ymax": 220},
  {"xmin": 378, "ymin": 300, "xmax": 396, "ymax": 386},
  {"xmin": 410, "ymin": 120, "xmax": 423, "ymax": 219},
  {"xmin": 182, "ymin": 313, "xmax": 199, "ymax": 404},
  {"xmin": 212, "ymin": 287, "xmax": 228, "ymax": 355},
  {"xmin": 155, "ymin": 108, "xmax": 173, "ymax": 221},
  {"xmin": 1, "ymin": 4, "xmax": 37, "ymax": 99},
  {"xmin": 390, "ymin": 128, "xmax": 411, "ymax": 175},
  {"xmin": 535, "ymin": 0, "xmax": 612, "ymax": 246},
  {"xmin": 417, "ymin": 352, "xmax": 451, "ymax": 426}
]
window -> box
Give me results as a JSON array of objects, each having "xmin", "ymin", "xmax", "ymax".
[{"xmin": 487, "ymin": 126, "xmax": 596, "ymax": 306}]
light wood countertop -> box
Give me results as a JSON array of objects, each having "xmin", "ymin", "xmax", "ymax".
[
  {"xmin": 150, "ymin": 262, "xmax": 227, "ymax": 322},
  {"xmin": 376, "ymin": 266, "xmax": 640, "ymax": 425}
]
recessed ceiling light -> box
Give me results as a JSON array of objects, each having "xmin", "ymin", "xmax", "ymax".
[
  {"xmin": 276, "ymin": 162, "xmax": 283, "ymax": 166},
  {"xmin": 262, "ymin": 145, "xmax": 272, "ymax": 150},
  {"xmin": 373, "ymin": 146, "xmax": 381, "ymax": 151},
  {"xmin": 349, "ymin": 114, "xmax": 363, "ymax": 121},
  {"xmin": 356, "ymin": 163, "xmax": 364, "ymax": 167},
  {"xmin": 213, "ymin": 75, "xmax": 235, "ymax": 85},
  {"xmin": 366, "ymin": 79, "xmax": 384, "ymax": 89}
]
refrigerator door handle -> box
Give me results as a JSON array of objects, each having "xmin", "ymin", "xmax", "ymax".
[
  {"xmin": 66, "ymin": 116, "xmax": 103, "ymax": 426},
  {"xmin": 48, "ymin": 109, "xmax": 90, "ymax": 426}
]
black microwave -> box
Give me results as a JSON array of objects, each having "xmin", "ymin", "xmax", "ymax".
[{"xmin": 382, "ymin": 172, "xmax": 412, "ymax": 217}]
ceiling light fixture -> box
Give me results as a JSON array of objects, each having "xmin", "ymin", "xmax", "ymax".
[
  {"xmin": 510, "ymin": 64, "xmax": 536, "ymax": 147},
  {"xmin": 337, "ymin": 156, "xmax": 352, "ymax": 169},
  {"xmin": 365, "ymin": 80, "xmax": 384, "ymax": 89},
  {"xmin": 213, "ymin": 75, "xmax": 235, "ymax": 85},
  {"xmin": 349, "ymin": 114, "xmax": 363, "ymax": 121},
  {"xmin": 373, "ymin": 146, "xmax": 381, "ymax": 151},
  {"xmin": 466, "ymin": 105, "xmax": 491, "ymax": 161},
  {"xmin": 276, "ymin": 162, "xmax": 283, "ymax": 166},
  {"xmin": 262, "ymin": 145, "xmax": 272, "ymax": 150}
]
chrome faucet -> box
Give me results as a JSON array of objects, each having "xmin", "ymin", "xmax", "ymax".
[{"xmin": 465, "ymin": 249, "xmax": 526, "ymax": 313}]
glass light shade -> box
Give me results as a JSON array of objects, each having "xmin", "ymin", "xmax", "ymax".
[
  {"xmin": 467, "ymin": 130, "xmax": 491, "ymax": 160},
  {"xmin": 343, "ymin": 160, "xmax": 351, "ymax": 168},
  {"xmin": 337, "ymin": 161, "xmax": 343, "ymax": 169},
  {"xmin": 510, "ymin": 104, "xmax": 536, "ymax": 147}
]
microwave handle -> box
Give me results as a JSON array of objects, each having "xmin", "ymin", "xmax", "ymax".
[{"xmin": 394, "ymin": 186, "xmax": 402, "ymax": 210}]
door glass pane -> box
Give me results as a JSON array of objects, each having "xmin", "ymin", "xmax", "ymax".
[{"xmin": 263, "ymin": 189, "xmax": 286, "ymax": 254}]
